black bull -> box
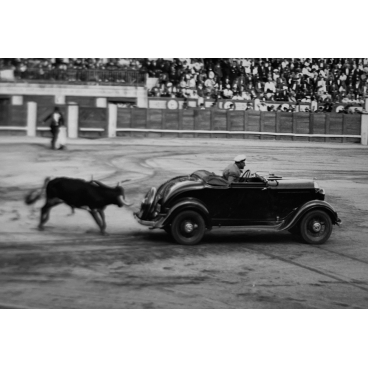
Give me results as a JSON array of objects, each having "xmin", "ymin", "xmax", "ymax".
[{"xmin": 25, "ymin": 177, "xmax": 132, "ymax": 234}]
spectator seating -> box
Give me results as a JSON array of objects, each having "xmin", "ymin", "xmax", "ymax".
[{"xmin": 1, "ymin": 58, "xmax": 367, "ymax": 112}]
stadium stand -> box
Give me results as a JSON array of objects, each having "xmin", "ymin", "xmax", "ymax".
[{"xmin": 1, "ymin": 58, "xmax": 367, "ymax": 113}]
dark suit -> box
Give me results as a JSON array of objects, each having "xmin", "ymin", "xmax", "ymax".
[{"xmin": 44, "ymin": 110, "xmax": 64, "ymax": 150}]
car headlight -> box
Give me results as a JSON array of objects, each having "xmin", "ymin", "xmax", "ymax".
[{"xmin": 314, "ymin": 181, "xmax": 325, "ymax": 195}]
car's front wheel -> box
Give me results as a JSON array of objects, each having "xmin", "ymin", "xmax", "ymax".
[
  {"xmin": 300, "ymin": 210, "xmax": 332, "ymax": 245},
  {"xmin": 171, "ymin": 210, "xmax": 205, "ymax": 245}
]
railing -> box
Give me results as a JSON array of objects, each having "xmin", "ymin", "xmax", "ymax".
[{"xmin": 11, "ymin": 68, "xmax": 146, "ymax": 85}]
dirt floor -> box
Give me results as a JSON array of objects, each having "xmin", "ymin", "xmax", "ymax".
[{"xmin": 0, "ymin": 135, "xmax": 368, "ymax": 308}]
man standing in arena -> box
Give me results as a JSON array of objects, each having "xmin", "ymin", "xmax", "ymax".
[{"xmin": 43, "ymin": 107, "xmax": 64, "ymax": 150}]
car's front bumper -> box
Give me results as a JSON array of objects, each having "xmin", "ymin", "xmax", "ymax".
[{"xmin": 133, "ymin": 212, "xmax": 165, "ymax": 229}]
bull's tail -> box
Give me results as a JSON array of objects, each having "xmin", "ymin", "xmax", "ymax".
[{"xmin": 24, "ymin": 177, "xmax": 51, "ymax": 205}]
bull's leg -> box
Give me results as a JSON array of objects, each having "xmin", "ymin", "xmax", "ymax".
[
  {"xmin": 89, "ymin": 209, "xmax": 105, "ymax": 234},
  {"xmin": 97, "ymin": 209, "xmax": 107, "ymax": 234},
  {"xmin": 39, "ymin": 204, "xmax": 51, "ymax": 230},
  {"xmin": 38, "ymin": 198, "xmax": 63, "ymax": 230}
]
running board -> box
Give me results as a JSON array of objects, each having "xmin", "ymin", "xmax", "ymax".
[{"xmin": 209, "ymin": 224, "xmax": 283, "ymax": 232}]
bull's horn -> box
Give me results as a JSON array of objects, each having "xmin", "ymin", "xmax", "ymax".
[
  {"xmin": 117, "ymin": 180, "xmax": 131, "ymax": 187},
  {"xmin": 121, "ymin": 197, "xmax": 133, "ymax": 207}
]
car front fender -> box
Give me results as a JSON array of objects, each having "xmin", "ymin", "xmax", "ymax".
[
  {"xmin": 278, "ymin": 200, "xmax": 342, "ymax": 231},
  {"xmin": 152, "ymin": 198, "xmax": 211, "ymax": 230}
]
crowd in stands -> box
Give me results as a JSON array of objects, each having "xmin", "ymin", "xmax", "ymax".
[
  {"xmin": 0, "ymin": 58, "xmax": 143, "ymax": 83},
  {"xmin": 1, "ymin": 58, "xmax": 367, "ymax": 111},
  {"xmin": 0, "ymin": 58, "xmax": 143, "ymax": 72},
  {"xmin": 144, "ymin": 58, "xmax": 368, "ymax": 107}
]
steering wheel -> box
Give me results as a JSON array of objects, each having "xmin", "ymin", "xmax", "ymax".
[{"xmin": 240, "ymin": 169, "xmax": 251, "ymax": 182}]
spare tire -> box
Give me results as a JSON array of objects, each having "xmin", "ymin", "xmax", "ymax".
[{"xmin": 138, "ymin": 187, "xmax": 157, "ymax": 220}]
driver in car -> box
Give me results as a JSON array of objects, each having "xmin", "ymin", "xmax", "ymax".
[{"xmin": 223, "ymin": 154, "xmax": 247, "ymax": 183}]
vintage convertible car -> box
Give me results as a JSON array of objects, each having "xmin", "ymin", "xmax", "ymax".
[{"xmin": 134, "ymin": 170, "xmax": 341, "ymax": 246}]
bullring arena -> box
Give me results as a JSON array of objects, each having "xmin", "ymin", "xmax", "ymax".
[
  {"xmin": 1, "ymin": 135, "xmax": 368, "ymax": 308},
  {"xmin": 1, "ymin": 58, "xmax": 368, "ymax": 309}
]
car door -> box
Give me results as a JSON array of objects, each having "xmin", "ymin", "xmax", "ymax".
[
  {"xmin": 227, "ymin": 181, "xmax": 275, "ymax": 224},
  {"xmin": 193, "ymin": 187, "xmax": 240, "ymax": 221}
]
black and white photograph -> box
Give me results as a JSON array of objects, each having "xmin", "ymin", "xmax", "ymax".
[{"xmin": 1, "ymin": 1, "xmax": 367, "ymax": 367}]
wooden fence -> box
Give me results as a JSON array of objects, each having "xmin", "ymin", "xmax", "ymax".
[
  {"xmin": 114, "ymin": 108, "xmax": 361, "ymax": 143},
  {"xmin": 0, "ymin": 104, "xmax": 363, "ymax": 144}
]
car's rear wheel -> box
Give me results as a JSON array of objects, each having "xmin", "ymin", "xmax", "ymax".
[
  {"xmin": 171, "ymin": 210, "xmax": 205, "ymax": 246},
  {"xmin": 300, "ymin": 210, "xmax": 332, "ymax": 245}
]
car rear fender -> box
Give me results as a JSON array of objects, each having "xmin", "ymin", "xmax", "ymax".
[
  {"xmin": 279, "ymin": 200, "xmax": 341, "ymax": 231},
  {"xmin": 159, "ymin": 198, "xmax": 211, "ymax": 229}
]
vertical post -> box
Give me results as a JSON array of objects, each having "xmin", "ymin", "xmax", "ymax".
[
  {"xmin": 210, "ymin": 109, "xmax": 214, "ymax": 139},
  {"xmin": 178, "ymin": 109, "xmax": 183, "ymax": 138},
  {"xmin": 226, "ymin": 110, "xmax": 230, "ymax": 139},
  {"xmin": 325, "ymin": 113, "xmax": 330, "ymax": 143},
  {"xmin": 292, "ymin": 112, "xmax": 296, "ymax": 141},
  {"xmin": 342, "ymin": 114, "xmax": 347, "ymax": 143},
  {"xmin": 194, "ymin": 110, "xmax": 198, "ymax": 138},
  {"xmin": 275, "ymin": 111, "xmax": 280, "ymax": 141},
  {"xmin": 309, "ymin": 111, "xmax": 314, "ymax": 142},
  {"xmin": 243, "ymin": 110, "xmax": 248, "ymax": 139},
  {"xmin": 161, "ymin": 109, "xmax": 166, "ymax": 137},
  {"xmin": 129, "ymin": 108, "xmax": 133, "ymax": 137},
  {"xmin": 27, "ymin": 102, "xmax": 37, "ymax": 137},
  {"xmin": 259, "ymin": 111, "xmax": 264, "ymax": 140},
  {"xmin": 146, "ymin": 108, "xmax": 149, "ymax": 138},
  {"xmin": 361, "ymin": 114, "xmax": 368, "ymax": 145},
  {"xmin": 67, "ymin": 105, "xmax": 79, "ymax": 138},
  {"xmin": 107, "ymin": 103, "xmax": 117, "ymax": 138}
]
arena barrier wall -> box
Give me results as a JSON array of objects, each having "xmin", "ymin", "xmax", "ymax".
[
  {"xmin": 149, "ymin": 97, "xmax": 365, "ymax": 113},
  {"xmin": 114, "ymin": 108, "xmax": 362, "ymax": 143},
  {"xmin": 0, "ymin": 101, "xmax": 27, "ymax": 136},
  {"xmin": 0, "ymin": 102, "xmax": 366, "ymax": 144}
]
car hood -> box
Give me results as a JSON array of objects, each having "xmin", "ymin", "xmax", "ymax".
[{"xmin": 268, "ymin": 177, "xmax": 315, "ymax": 189}]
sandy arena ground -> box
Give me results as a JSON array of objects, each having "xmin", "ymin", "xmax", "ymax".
[{"xmin": 0, "ymin": 135, "xmax": 367, "ymax": 308}]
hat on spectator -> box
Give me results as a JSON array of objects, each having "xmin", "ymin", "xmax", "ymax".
[{"xmin": 234, "ymin": 154, "xmax": 246, "ymax": 162}]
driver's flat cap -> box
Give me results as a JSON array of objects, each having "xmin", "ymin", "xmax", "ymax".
[{"xmin": 234, "ymin": 154, "xmax": 246, "ymax": 162}]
